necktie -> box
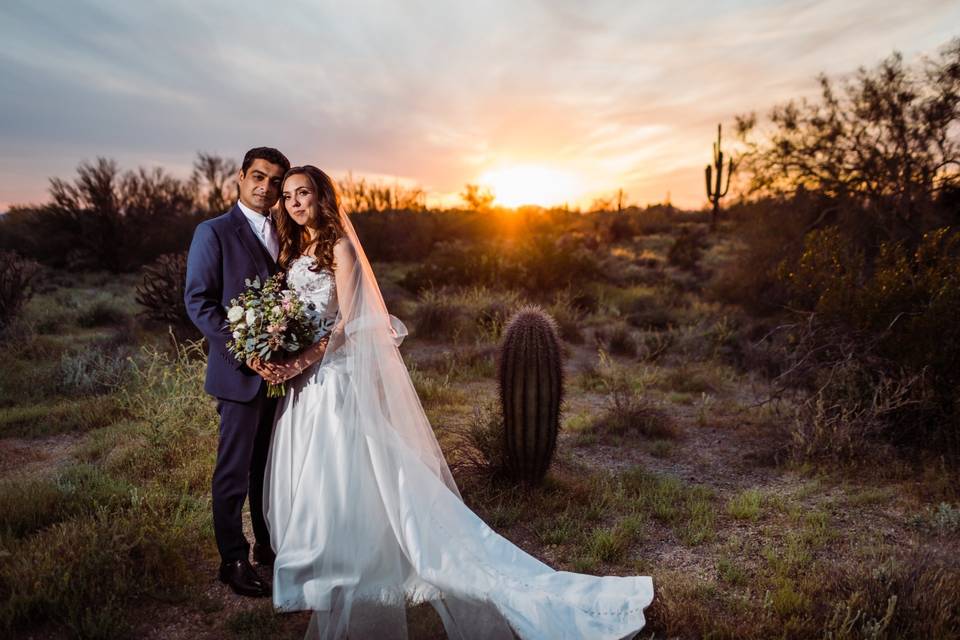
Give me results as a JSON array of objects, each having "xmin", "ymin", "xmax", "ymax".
[{"xmin": 263, "ymin": 215, "xmax": 280, "ymax": 262}]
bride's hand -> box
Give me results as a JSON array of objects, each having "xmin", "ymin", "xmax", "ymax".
[{"xmin": 268, "ymin": 353, "xmax": 309, "ymax": 383}]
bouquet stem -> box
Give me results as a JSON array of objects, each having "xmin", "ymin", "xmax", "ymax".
[{"xmin": 267, "ymin": 382, "xmax": 287, "ymax": 398}]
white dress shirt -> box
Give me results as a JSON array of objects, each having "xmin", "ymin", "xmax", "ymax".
[{"xmin": 237, "ymin": 200, "xmax": 279, "ymax": 261}]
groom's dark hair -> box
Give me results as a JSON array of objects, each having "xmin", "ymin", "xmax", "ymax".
[{"xmin": 241, "ymin": 147, "xmax": 290, "ymax": 174}]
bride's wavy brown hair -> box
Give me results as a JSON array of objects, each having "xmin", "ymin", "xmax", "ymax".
[{"xmin": 276, "ymin": 165, "xmax": 345, "ymax": 273}]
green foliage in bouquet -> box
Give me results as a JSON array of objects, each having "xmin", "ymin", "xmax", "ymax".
[{"xmin": 225, "ymin": 273, "xmax": 321, "ymax": 397}]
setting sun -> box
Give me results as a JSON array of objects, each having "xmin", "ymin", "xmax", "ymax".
[{"xmin": 477, "ymin": 165, "xmax": 582, "ymax": 208}]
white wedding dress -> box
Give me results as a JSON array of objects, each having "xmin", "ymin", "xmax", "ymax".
[{"xmin": 264, "ymin": 248, "xmax": 653, "ymax": 640}]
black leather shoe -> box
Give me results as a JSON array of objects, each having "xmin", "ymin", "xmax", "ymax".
[
  {"xmin": 253, "ymin": 542, "xmax": 276, "ymax": 567},
  {"xmin": 218, "ymin": 558, "xmax": 271, "ymax": 597}
]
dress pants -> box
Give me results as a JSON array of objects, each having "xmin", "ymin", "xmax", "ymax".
[{"xmin": 212, "ymin": 385, "xmax": 278, "ymax": 562}]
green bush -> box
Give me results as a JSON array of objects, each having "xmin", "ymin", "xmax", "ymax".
[
  {"xmin": 778, "ymin": 226, "xmax": 960, "ymax": 455},
  {"xmin": 0, "ymin": 251, "xmax": 41, "ymax": 332},
  {"xmin": 0, "ymin": 465, "xmax": 132, "ymax": 540},
  {"xmin": 76, "ymin": 300, "xmax": 127, "ymax": 328},
  {"xmin": 401, "ymin": 234, "xmax": 602, "ymax": 297},
  {"xmin": 410, "ymin": 287, "xmax": 523, "ymax": 343},
  {"xmin": 667, "ymin": 227, "xmax": 707, "ymax": 271},
  {"xmin": 135, "ymin": 252, "xmax": 192, "ymax": 328}
]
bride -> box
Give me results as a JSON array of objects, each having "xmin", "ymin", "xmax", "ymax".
[{"xmin": 260, "ymin": 165, "xmax": 654, "ymax": 639}]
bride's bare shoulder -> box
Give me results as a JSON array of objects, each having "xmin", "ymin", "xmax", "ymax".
[{"xmin": 333, "ymin": 236, "xmax": 357, "ymax": 263}]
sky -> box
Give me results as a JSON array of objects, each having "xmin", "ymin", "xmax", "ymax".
[{"xmin": 1, "ymin": 0, "xmax": 958, "ymax": 212}]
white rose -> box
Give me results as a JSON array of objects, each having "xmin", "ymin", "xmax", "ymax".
[
  {"xmin": 246, "ymin": 308, "xmax": 258, "ymax": 325},
  {"xmin": 232, "ymin": 330, "xmax": 241, "ymax": 339},
  {"xmin": 227, "ymin": 306, "xmax": 244, "ymax": 323},
  {"xmin": 271, "ymin": 304, "xmax": 282, "ymax": 316}
]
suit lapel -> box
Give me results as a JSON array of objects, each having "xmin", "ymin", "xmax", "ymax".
[{"xmin": 229, "ymin": 205, "xmax": 275, "ymax": 282}]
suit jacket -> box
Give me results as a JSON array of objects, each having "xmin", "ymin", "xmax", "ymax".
[{"xmin": 185, "ymin": 205, "xmax": 280, "ymax": 402}]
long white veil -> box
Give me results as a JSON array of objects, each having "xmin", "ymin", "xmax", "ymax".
[{"xmin": 319, "ymin": 208, "xmax": 461, "ymax": 499}]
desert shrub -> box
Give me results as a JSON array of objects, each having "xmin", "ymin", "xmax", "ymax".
[
  {"xmin": 411, "ymin": 344, "xmax": 497, "ymax": 381},
  {"xmin": 410, "ymin": 290, "xmax": 468, "ymax": 341},
  {"xmin": 635, "ymin": 331, "xmax": 674, "ymax": 362},
  {"xmin": 593, "ymin": 322, "xmax": 638, "ymax": 358},
  {"xmin": 0, "ymin": 251, "xmax": 41, "ymax": 333},
  {"xmin": 709, "ymin": 196, "xmax": 833, "ymax": 315},
  {"xmin": 608, "ymin": 212, "xmax": 636, "ymax": 242},
  {"xmin": 59, "ymin": 340, "xmax": 134, "ymax": 396},
  {"xmin": 789, "ymin": 357, "xmax": 931, "ymax": 464},
  {"xmin": 592, "ymin": 388, "xmax": 678, "ymax": 440},
  {"xmin": 780, "ymin": 227, "xmax": 960, "ymax": 455},
  {"xmin": 616, "ymin": 287, "xmax": 678, "ymax": 331},
  {"xmin": 717, "ymin": 44, "xmax": 960, "ymax": 457},
  {"xmin": 459, "ymin": 287, "xmax": 523, "ymax": 341},
  {"xmin": 720, "ymin": 216, "xmax": 960, "ymax": 456},
  {"xmin": 135, "ymin": 252, "xmax": 191, "ymax": 327},
  {"xmin": 410, "ymin": 287, "xmax": 523, "ymax": 343},
  {"xmin": 818, "ymin": 549, "xmax": 960, "ymax": 640},
  {"xmin": 75, "ymin": 299, "xmax": 127, "ymax": 328},
  {"xmin": 586, "ymin": 352, "xmax": 678, "ymax": 439},
  {"xmin": 655, "ymin": 363, "xmax": 723, "ymax": 395},
  {"xmin": 448, "ymin": 400, "xmax": 507, "ymax": 481},
  {"xmin": 737, "ymin": 44, "xmax": 960, "ymax": 244},
  {"xmin": 350, "ymin": 210, "xmax": 444, "ymax": 262},
  {"xmin": 401, "ymin": 240, "xmax": 518, "ymax": 293},
  {"xmin": 546, "ymin": 290, "xmax": 586, "ymax": 344},
  {"xmin": 520, "ymin": 234, "xmax": 603, "ymax": 293},
  {"xmin": 667, "ymin": 227, "xmax": 707, "ymax": 271},
  {"xmin": 401, "ymin": 234, "xmax": 602, "ymax": 297}
]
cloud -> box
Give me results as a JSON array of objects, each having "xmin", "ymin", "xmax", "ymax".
[{"xmin": 0, "ymin": 0, "xmax": 957, "ymax": 209}]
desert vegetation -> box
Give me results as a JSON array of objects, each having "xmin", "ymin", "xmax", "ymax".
[{"xmin": 1, "ymin": 41, "xmax": 958, "ymax": 639}]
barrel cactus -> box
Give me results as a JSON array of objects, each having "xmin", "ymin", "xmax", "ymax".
[{"xmin": 498, "ymin": 306, "xmax": 564, "ymax": 483}]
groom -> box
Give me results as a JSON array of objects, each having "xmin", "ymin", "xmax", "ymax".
[{"xmin": 185, "ymin": 146, "xmax": 290, "ymax": 597}]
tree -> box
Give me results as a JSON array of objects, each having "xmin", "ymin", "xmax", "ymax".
[
  {"xmin": 41, "ymin": 158, "xmax": 194, "ymax": 271},
  {"xmin": 191, "ymin": 152, "xmax": 238, "ymax": 216},
  {"xmin": 460, "ymin": 183, "xmax": 495, "ymax": 211},
  {"xmin": 735, "ymin": 39, "xmax": 960, "ymax": 244},
  {"xmin": 46, "ymin": 158, "xmax": 126, "ymax": 271},
  {"xmin": 338, "ymin": 172, "xmax": 426, "ymax": 213}
]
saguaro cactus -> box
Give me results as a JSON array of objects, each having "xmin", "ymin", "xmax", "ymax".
[
  {"xmin": 497, "ymin": 306, "xmax": 564, "ymax": 483},
  {"xmin": 705, "ymin": 123, "xmax": 734, "ymax": 229}
]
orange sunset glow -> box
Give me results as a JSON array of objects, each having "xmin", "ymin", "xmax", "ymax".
[
  {"xmin": 1, "ymin": 1, "xmax": 957, "ymax": 212},
  {"xmin": 477, "ymin": 165, "xmax": 583, "ymax": 208}
]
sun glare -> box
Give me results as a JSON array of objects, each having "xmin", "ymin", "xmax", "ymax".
[{"xmin": 478, "ymin": 165, "xmax": 581, "ymax": 208}]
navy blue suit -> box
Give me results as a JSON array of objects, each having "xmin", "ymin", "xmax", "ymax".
[{"xmin": 185, "ymin": 204, "xmax": 279, "ymax": 562}]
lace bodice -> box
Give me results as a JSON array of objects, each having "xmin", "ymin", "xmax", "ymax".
[{"xmin": 287, "ymin": 255, "xmax": 339, "ymax": 320}]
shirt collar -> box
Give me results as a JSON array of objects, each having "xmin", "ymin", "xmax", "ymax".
[{"xmin": 237, "ymin": 200, "xmax": 271, "ymax": 228}]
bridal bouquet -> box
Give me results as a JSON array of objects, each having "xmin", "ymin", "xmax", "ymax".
[{"xmin": 225, "ymin": 273, "xmax": 319, "ymax": 397}]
